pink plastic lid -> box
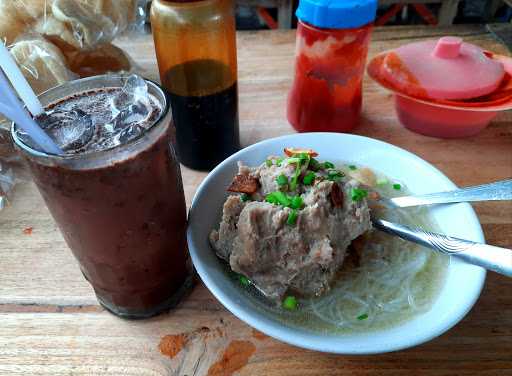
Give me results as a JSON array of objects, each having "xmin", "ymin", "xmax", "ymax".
[{"xmin": 381, "ymin": 36, "xmax": 505, "ymax": 100}]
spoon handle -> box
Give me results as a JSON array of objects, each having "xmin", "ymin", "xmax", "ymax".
[
  {"xmin": 389, "ymin": 179, "xmax": 512, "ymax": 208},
  {"xmin": 372, "ymin": 218, "xmax": 512, "ymax": 277}
]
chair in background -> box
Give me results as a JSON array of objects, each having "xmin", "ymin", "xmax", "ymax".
[
  {"xmin": 238, "ymin": 0, "xmax": 293, "ymax": 29},
  {"xmin": 485, "ymin": 0, "xmax": 512, "ymax": 21},
  {"xmin": 378, "ymin": 0, "xmax": 461, "ymax": 26},
  {"xmin": 241, "ymin": 0, "xmax": 461, "ymax": 29}
]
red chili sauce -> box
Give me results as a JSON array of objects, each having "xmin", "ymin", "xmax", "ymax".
[{"xmin": 287, "ymin": 21, "xmax": 373, "ymax": 132}]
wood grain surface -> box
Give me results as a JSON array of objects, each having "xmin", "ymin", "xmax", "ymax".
[{"xmin": 0, "ymin": 25, "xmax": 511, "ymax": 375}]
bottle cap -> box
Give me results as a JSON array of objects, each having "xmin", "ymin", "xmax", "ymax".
[
  {"xmin": 296, "ymin": 0, "xmax": 378, "ymax": 29},
  {"xmin": 381, "ymin": 37, "xmax": 505, "ymax": 100}
]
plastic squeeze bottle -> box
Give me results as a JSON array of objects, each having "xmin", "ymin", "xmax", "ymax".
[{"xmin": 287, "ymin": 0, "xmax": 378, "ymax": 133}]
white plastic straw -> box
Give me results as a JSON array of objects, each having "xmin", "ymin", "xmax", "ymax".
[
  {"xmin": 0, "ymin": 70, "xmax": 62, "ymax": 154},
  {"xmin": 0, "ymin": 42, "xmax": 44, "ymax": 116},
  {"xmin": 0, "ymin": 40, "xmax": 61, "ymax": 154}
]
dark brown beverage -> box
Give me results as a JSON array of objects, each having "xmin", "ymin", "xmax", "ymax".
[{"xmin": 12, "ymin": 75, "xmax": 192, "ymax": 319}]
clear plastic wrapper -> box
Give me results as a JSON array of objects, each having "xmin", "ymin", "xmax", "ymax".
[
  {"xmin": 0, "ymin": 160, "xmax": 17, "ymax": 211},
  {"xmin": 10, "ymin": 34, "xmax": 77, "ymax": 95},
  {"xmin": 0, "ymin": 127, "xmax": 22, "ymax": 211},
  {"xmin": 66, "ymin": 43, "xmax": 134, "ymax": 78},
  {"xmin": 1, "ymin": 0, "xmax": 147, "ymax": 47},
  {"xmin": 0, "ymin": 124, "xmax": 17, "ymax": 163},
  {"xmin": 0, "ymin": 1, "xmax": 50, "ymax": 47},
  {"xmin": 36, "ymin": 0, "xmax": 144, "ymax": 51},
  {"xmin": 2, "ymin": 0, "xmax": 148, "ymax": 96}
]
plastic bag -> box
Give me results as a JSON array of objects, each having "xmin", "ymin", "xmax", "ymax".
[
  {"xmin": 2, "ymin": 0, "xmax": 148, "ymax": 96},
  {"xmin": 0, "ymin": 1, "xmax": 49, "ymax": 47},
  {"xmin": 34, "ymin": 0, "xmax": 145, "ymax": 51},
  {"xmin": 0, "ymin": 161, "xmax": 17, "ymax": 211},
  {"xmin": 0, "ymin": 126, "xmax": 20, "ymax": 210},
  {"xmin": 10, "ymin": 34, "xmax": 77, "ymax": 95},
  {"xmin": 1, "ymin": 0, "xmax": 147, "ymax": 47}
]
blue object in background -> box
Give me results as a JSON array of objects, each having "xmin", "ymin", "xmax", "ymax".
[{"xmin": 295, "ymin": 0, "xmax": 378, "ymax": 29}]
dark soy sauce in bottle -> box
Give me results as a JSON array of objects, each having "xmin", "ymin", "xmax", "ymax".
[
  {"xmin": 151, "ymin": 0, "xmax": 240, "ymax": 171},
  {"xmin": 163, "ymin": 59, "xmax": 240, "ymax": 170}
]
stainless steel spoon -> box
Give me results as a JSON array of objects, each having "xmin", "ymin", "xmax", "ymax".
[
  {"xmin": 381, "ymin": 179, "xmax": 512, "ymax": 208},
  {"xmin": 372, "ymin": 217, "xmax": 512, "ymax": 277}
]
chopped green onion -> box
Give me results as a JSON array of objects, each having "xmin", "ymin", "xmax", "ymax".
[
  {"xmin": 240, "ymin": 193, "xmax": 251, "ymax": 202},
  {"xmin": 276, "ymin": 174, "xmax": 288, "ymax": 186},
  {"xmin": 327, "ymin": 170, "xmax": 344, "ymax": 182},
  {"xmin": 239, "ymin": 275, "xmax": 250, "ymax": 286},
  {"xmin": 287, "ymin": 154, "xmax": 311, "ymax": 191},
  {"xmin": 265, "ymin": 191, "xmax": 304, "ymax": 212},
  {"xmin": 348, "ymin": 165, "xmax": 357, "ymax": 170},
  {"xmin": 265, "ymin": 194, "xmax": 277, "ymax": 205},
  {"xmin": 286, "ymin": 157, "xmax": 301, "ymax": 164},
  {"xmin": 290, "ymin": 165, "xmax": 302, "ymax": 191},
  {"xmin": 297, "ymin": 153, "xmax": 310, "ymax": 163},
  {"xmin": 303, "ymin": 171, "xmax": 316, "ymax": 185},
  {"xmin": 282, "ymin": 295, "xmax": 298, "ymax": 310},
  {"xmin": 323, "ymin": 161, "xmax": 335, "ymax": 169},
  {"xmin": 350, "ymin": 187, "xmax": 368, "ymax": 202},
  {"xmin": 286, "ymin": 151, "xmax": 309, "ymax": 161},
  {"xmin": 276, "ymin": 157, "xmax": 283, "ymax": 167},
  {"xmin": 265, "ymin": 159, "xmax": 273, "ymax": 167},
  {"xmin": 309, "ymin": 158, "xmax": 321, "ymax": 171},
  {"xmin": 287, "ymin": 209, "xmax": 298, "ymax": 225},
  {"xmin": 393, "ymin": 183, "xmax": 402, "ymax": 190},
  {"xmin": 357, "ymin": 313, "xmax": 368, "ymax": 320},
  {"xmin": 276, "ymin": 192, "xmax": 291, "ymax": 206},
  {"xmin": 265, "ymin": 191, "xmax": 291, "ymax": 207},
  {"xmin": 290, "ymin": 195, "xmax": 304, "ymax": 209}
]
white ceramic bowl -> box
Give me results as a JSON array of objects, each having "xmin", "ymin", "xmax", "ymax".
[{"xmin": 187, "ymin": 133, "xmax": 485, "ymax": 354}]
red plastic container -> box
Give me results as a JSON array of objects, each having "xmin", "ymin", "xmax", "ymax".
[
  {"xmin": 367, "ymin": 36, "xmax": 512, "ymax": 138},
  {"xmin": 395, "ymin": 96, "xmax": 498, "ymax": 138},
  {"xmin": 287, "ymin": 21, "xmax": 373, "ymax": 133}
]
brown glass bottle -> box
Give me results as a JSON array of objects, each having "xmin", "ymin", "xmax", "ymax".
[{"xmin": 151, "ymin": 0, "xmax": 240, "ymax": 171}]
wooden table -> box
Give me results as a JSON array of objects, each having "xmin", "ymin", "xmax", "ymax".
[{"xmin": 1, "ymin": 25, "xmax": 511, "ymax": 375}]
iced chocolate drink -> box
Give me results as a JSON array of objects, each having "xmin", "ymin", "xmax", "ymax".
[{"xmin": 12, "ymin": 75, "xmax": 193, "ymax": 319}]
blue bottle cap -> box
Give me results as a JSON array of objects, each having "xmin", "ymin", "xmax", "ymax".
[{"xmin": 296, "ymin": 0, "xmax": 378, "ymax": 29}]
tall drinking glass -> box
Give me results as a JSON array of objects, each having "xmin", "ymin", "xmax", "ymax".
[{"xmin": 11, "ymin": 75, "xmax": 193, "ymax": 319}]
